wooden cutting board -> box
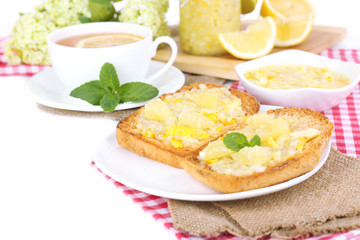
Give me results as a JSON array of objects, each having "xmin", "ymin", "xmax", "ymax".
[{"xmin": 153, "ymin": 24, "xmax": 347, "ymax": 81}]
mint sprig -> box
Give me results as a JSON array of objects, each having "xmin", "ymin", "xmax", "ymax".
[
  {"xmin": 70, "ymin": 62, "xmax": 159, "ymax": 112},
  {"xmin": 223, "ymin": 132, "xmax": 261, "ymax": 152}
]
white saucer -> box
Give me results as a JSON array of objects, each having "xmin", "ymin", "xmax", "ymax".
[{"xmin": 25, "ymin": 61, "xmax": 185, "ymax": 112}]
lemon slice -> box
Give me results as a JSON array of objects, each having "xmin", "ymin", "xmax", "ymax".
[
  {"xmin": 260, "ymin": 0, "xmax": 315, "ymax": 18},
  {"xmin": 75, "ymin": 34, "xmax": 142, "ymax": 48},
  {"xmin": 218, "ymin": 17, "xmax": 276, "ymax": 60},
  {"xmin": 274, "ymin": 14, "xmax": 314, "ymax": 47}
]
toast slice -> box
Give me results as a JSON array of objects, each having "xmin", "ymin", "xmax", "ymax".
[
  {"xmin": 116, "ymin": 82, "xmax": 260, "ymax": 168},
  {"xmin": 180, "ymin": 107, "xmax": 334, "ymax": 193}
]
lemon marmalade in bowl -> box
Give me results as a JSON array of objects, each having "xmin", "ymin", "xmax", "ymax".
[
  {"xmin": 135, "ymin": 84, "xmax": 246, "ymax": 148},
  {"xmin": 244, "ymin": 64, "xmax": 351, "ymax": 89}
]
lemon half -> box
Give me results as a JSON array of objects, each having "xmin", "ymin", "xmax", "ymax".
[
  {"xmin": 260, "ymin": 0, "xmax": 315, "ymax": 18},
  {"xmin": 274, "ymin": 14, "xmax": 314, "ymax": 47},
  {"xmin": 218, "ymin": 17, "xmax": 276, "ymax": 60}
]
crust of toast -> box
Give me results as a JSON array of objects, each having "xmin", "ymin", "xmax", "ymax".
[
  {"xmin": 116, "ymin": 82, "xmax": 260, "ymax": 168},
  {"xmin": 180, "ymin": 107, "xmax": 334, "ymax": 193}
]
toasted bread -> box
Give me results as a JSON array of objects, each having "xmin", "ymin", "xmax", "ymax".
[
  {"xmin": 116, "ymin": 82, "xmax": 260, "ymax": 168},
  {"xmin": 180, "ymin": 107, "xmax": 334, "ymax": 193}
]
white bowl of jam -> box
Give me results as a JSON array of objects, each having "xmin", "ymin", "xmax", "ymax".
[{"xmin": 235, "ymin": 50, "xmax": 360, "ymax": 111}]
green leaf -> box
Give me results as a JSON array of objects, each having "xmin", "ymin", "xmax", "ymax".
[
  {"xmin": 223, "ymin": 132, "xmax": 249, "ymax": 152},
  {"xmin": 99, "ymin": 62, "xmax": 120, "ymax": 93},
  {"xmin": 223, "ymin": 133, "xmax": 261, "ymax": 152},
  {"xmin": 118, "ymin": 82, "xmax": 159, "ymax": 103},
  {"xmin": 69, "ymin": 63, "xmax": 159, "ymax": 113},
  {"xmin": 249, "ymin": 135, "xmax": 261, "ymax": 147},
  {"xmin": 100, "ymin": 93, "xmax": 121, "ymax": 112},
  {"xmin": 89, "ymin": 0, "xmax": 115, "ymax": 22},
  {"xmin": 79, "ymin": 15, "xmax": 92, "ymax": 23},
  {"xmin": 70, "ymin": 80, "xmax": 108, "ymax": 105}
]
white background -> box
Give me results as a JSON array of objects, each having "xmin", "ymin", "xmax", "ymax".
[{"xmin": 0, "ymin": 1, "xmax": 360, "ymax": 240}]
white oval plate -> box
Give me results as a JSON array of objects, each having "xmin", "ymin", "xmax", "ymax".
[
  {"xmin": 93, "ymin": 105, "xmax": 331, "ymax": 201},
  {"xmin": 25, "ymin": 61, "xmax": 185, "ymax": 112}
]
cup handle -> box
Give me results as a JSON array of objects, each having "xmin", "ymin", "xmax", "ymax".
[{"xmin": 144, "ymin": 36, "xmax": 178, "ymax": 84}]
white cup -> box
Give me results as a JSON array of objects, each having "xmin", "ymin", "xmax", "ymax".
[{"xmin": 47, "ymin": 22, "xmax": 177, "ymax": 90}]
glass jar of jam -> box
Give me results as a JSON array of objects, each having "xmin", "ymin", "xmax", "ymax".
[{"xmin": 179, "ymin": 0, "xmax": 241, "ymax": 56}]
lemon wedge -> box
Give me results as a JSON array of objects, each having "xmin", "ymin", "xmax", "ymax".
[
  {"xmin": 218, "ymin": 17, "xmax": 276, "ymax": 60},
  {"xmin": 260, "ymin": 0, "xmax": 315, "ymax": 19},
  {"xmin": 274, "ymin": 14, "xmax": 314, "ymax": 47},
  {"xmin": 75, "ymin": 34, "xmax": 142, "ymax": 48}
]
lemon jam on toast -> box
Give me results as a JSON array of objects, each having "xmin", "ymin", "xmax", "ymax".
[
  {"xmin": 136, "ymin": 83, "xmax": 250, "ymax": 148},
  {"xmin": 199, "ymin": 112, "xmax": 321, "ymax": 176},
  {"xmin": 116, "ymin": 83, "xmax": 260, "ymax": 168},
  {"xmin": 180, "ymin": 107, "xmax": 333, "ymax": 192}
]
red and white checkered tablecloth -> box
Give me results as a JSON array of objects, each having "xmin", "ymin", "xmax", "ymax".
[{"xmin": 1, "ymin": 36, "xmax": 360, "ymax": 239}]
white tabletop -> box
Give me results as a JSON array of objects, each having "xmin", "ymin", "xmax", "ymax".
[{"xmin": 0, "ymin": 1, "xmax": 360, "ymax": 240}]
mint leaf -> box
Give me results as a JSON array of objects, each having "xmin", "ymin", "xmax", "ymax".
[
  {"xmin": 223, "ymin": 132, "xmax": 249, "ymax": 152},
  {"xmin": 89, "ymin": 0, "xmax": 115, "ymax": 22},
  {"xmin": 223, "ymin": 133, "xmax": 261, "ymax": 152},
  {"xmin": 100, "ymin": 62, "xmax": 120, "ymax": 93},
  {"xmin": 70, "ymin": 80, "xmax": 108, "ymax": 105},
  {"xmin": 118, "ymin": 82, "xmax": 159, "ymax": 103},
  {"xmin": 100, "ymin": 93, "xmax": 121, "ymax": 112},
  {"xmin": 249, "ymin": 135, "xmax": 261, "ymax": 147},
  {"xmin": 69, "ymin": 62, "xmax": 159, "ymax": 112}
]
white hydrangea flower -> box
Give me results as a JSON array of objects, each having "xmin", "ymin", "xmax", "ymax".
[
  {"xmin": 4, "ymin": 0, "xmax": 90, "ymax": 65},
  {"xmin": 119, "ymin": 0, "xmax": 170, "ymax": 39}
]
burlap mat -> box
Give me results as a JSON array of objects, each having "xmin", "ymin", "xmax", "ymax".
[
  {"xmin": 38, "ymin": 74, "xmax": 226, "ymax": 121},
  {"xmin": 168, "ymin": 147, "xmax": 360, "ymax": 239}
]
